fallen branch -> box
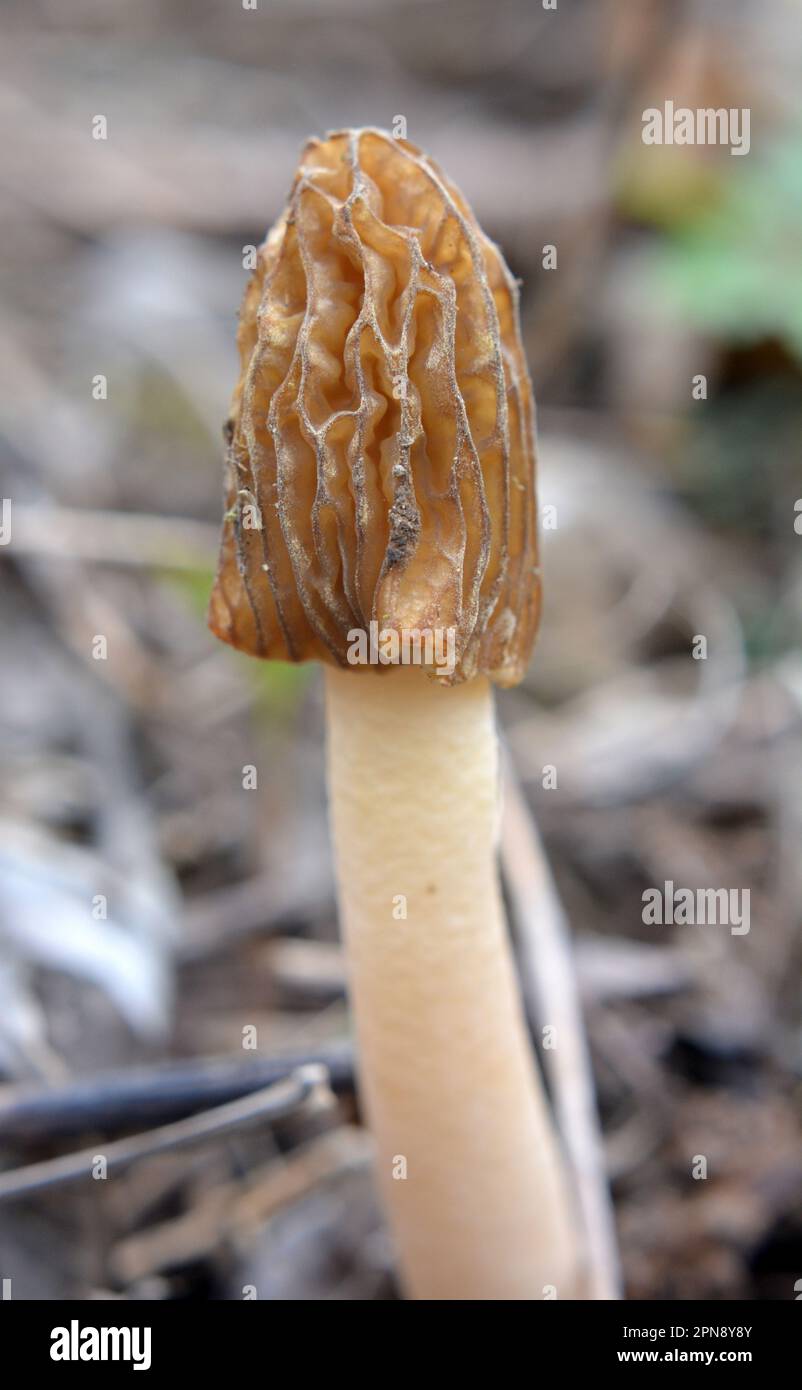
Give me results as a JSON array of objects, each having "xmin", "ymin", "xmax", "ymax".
[
  {"xmin": 501, "ymin": 753, "xmax": 621, "ymax": 1299},
  {"xmin": 0, "ymin": 1042, "xmax": 354, "ymax": 1145},
  {"xmin": 111, "ymin": 1125, "xmax": 372, "ymax": 1284},
  {"xmin": 0, "ymin": 1067, "xmax": 332, "ymax": 1203}
]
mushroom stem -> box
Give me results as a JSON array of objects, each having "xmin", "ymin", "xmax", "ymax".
[{"xmin": 324, "ymin": 665, "xmax": 583, "ymax": 1300}]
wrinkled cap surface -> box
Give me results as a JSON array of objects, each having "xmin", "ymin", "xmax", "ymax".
[{"xmin": 208, "ymin": 128, "xmax": 540, "ymax": 686}]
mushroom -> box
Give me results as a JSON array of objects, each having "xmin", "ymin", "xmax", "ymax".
[{"xmin": 209, "ymin": 129, "xmax": 584, "ymax": 1300}]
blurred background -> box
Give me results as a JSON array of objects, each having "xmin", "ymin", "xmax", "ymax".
[{"xmin": 1, "ymin": 0, "xmax": 801, "ymax": 1300}]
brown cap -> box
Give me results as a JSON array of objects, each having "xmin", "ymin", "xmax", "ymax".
[{"xmin": 208, "ymin": 128, "xmax": 540, "ymax": 686}]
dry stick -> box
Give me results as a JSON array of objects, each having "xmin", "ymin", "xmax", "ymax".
[
  {"xmin": 500, "ymin": 755, "xmax": 621, "ymax": 1300},
  {"xmin": 112, "ymin": 1125, "xmax": 372, "ymax": 1284},
  {"xmin": 9, "ymin": 505, "xmax": 218, "ymax": 572},
  {"xmin": 181, "ymin": 871, "xmax": 333, "ymax": 962},
  {"xmin": 0, "ymin": 1044, "xmax": 354, "ymax": 1145},
  {"xmin": 0, "ymin": 1067, "xmax": 330, "ymax": 1203}
]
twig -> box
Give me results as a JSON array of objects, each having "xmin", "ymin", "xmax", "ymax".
[
  {"xmin": 500, "ymin": 753, "xmax": 621, "ymax": 1300},
  {"xmin": 8, "ymin": 505, "xmax": 218, "ymax": 572},
  {"xmin": 0, "ymin": 1067, "xmax": 331, "ymax": 1203},
  {"xmin": 0, "ymin": 1043, "xmax": 354, "ymax": 1145},
  {"xmin": 181, "ymin": 872, "xmax": 333, "ymax": 962},
  {"xmin": 111, "ymin": 1125, "xmax": 372, "ymax": 1284}
]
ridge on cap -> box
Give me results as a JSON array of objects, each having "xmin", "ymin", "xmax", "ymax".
[{"xmin": 209, "ymin": 127, "xmax": 540, "ymax": 686}]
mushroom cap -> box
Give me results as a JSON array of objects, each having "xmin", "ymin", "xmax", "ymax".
[{"xmin": 208, "ymin": 128, "xmax": 540, "ymax": 686}]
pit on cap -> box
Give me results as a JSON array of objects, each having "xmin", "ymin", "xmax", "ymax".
[{"xmin": 208, "ymin": 127, "xmax": 540, "ymax": 686}]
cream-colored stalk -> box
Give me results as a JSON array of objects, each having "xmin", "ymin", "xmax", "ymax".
[{"xmin": 325, "ymin": 665, "xmax": 583, "ymax": 1300}]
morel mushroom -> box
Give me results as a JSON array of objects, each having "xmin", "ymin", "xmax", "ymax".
[{"xmin": 209, "ymin": 128, "xmax": 583, "ymax": 1300}]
